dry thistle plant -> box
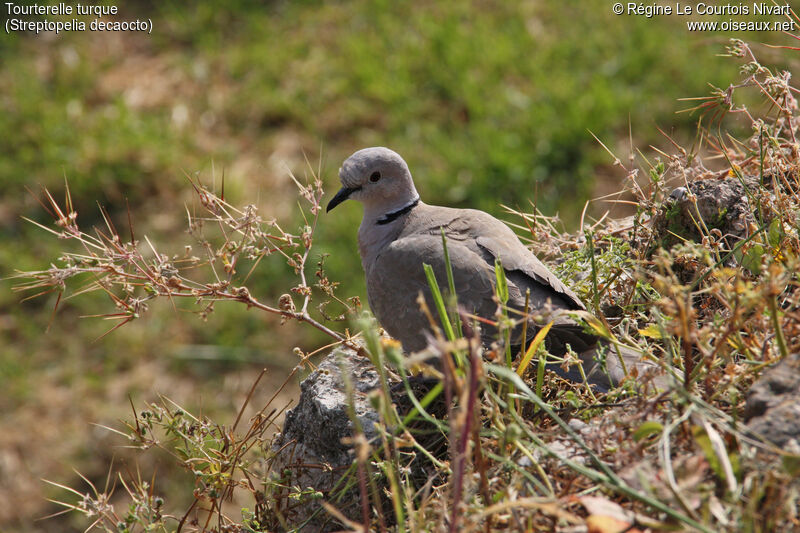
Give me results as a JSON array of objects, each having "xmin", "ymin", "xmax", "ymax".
[{"xmin": 12, "ymin": 162, "xmax": 359, "ymax": 353}]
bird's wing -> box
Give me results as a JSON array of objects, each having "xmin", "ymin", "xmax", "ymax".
[
  {"xmin": 368, "ymin": 204, "xmax": 591, "ymax": 351},
  {"xmin": 371, "ymin": 232, "xmax": 499, "ymax": 317},
  {"xmin": 430, "ymin": 207, "xmax": 594, "ymax": 353},
  {"xmin": 367, "ymin": 232, "xmax": 499, "ymax": 350},
  {"xmin": 433, "ymin": 207, "xmax": 586, "ymax": 311}
]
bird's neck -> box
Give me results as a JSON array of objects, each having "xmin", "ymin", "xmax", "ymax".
[
  {"xmin": 361, "ymin": 195, "xmax": 420, "ymax": 226},
  {"xmin": 376, "ymin": 197, "xmax": 419, "ymax": 225},
  {"xmin": 358, "ymin": 198, "xmax": 421, "ymax": 267}
]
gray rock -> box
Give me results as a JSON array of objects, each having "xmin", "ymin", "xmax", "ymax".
[
  {"xmin": 655, "ymin": 177, "xmax": 758, "ymax": 253},
  {"xmin": 669, "ymin": 186, "xmax": 689, "ymax": 202},
  {"xmin": 269, "ymin": 346, "xmax": 380, "ymax": 531},
  {"xmin": 268, "ymin": 344, "xmax": 448, "ymax": 531},
  {"xmin": 545, "ymin": 439, "xmax": 589, "ymax": 465},
  {"xmin": 280, "ymin": 347, "xmax": 380, "ymax": 463},
  {"xmin": 744, "ymin": 352, "xmax": 800, "ymax": 447},
  {"xmin": 567, "ymin": 418, "xmax": 590, "ymax": 434}
]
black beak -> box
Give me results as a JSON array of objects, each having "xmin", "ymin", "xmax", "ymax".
[{"xmin": 326, "ymin": 186, "xmax": 361, "ymax": 212}]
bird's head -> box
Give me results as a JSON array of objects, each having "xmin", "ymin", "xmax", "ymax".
[{"xmin": 326, "ymin": 147, "xmax": 419, "ymax": 214}]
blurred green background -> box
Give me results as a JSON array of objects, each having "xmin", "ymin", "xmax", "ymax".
[{"xmin": 1, "ymin": 1, "xmax": 797, "ymax": 531}]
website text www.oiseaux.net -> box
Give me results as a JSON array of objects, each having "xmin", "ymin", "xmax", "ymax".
[
  {"xmin": 618, "ymin": 3, "xmax": 796, "ymax": 32},
  {"xmin": 686, "ymin": 19, "xmax": 795, "ymax": 32}
]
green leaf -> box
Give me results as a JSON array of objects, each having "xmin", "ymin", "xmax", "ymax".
[
  {"xmin": 638, "ymin": 324, "xmax": 663, "ymax": 339},
  {"xmin": 736, "ymin": 243, "xmax": 764, "ymax": 275},
  {"xmin": 692, "ymin": 425, "xmax": 719, "ymax": 473},
  {"xmin": 692, "ymin": 423, "xmax": 738, "ymax": 491},
  {"xmin": 632, "ymin": 421, "xmax": 663, "ymax": 443},
  {"xmin": 767, "ymin": 217, "xmax": 784, "ymax": 248}
]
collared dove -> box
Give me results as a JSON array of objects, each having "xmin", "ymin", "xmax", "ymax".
[{"xmin": 327, "ymin": 147, "xmax": 669, "ymax": 390}]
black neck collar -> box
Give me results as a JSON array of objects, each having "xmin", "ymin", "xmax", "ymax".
[{"xmin": 376, "ymin": 197, "xmax": 419, "ymax": 225}]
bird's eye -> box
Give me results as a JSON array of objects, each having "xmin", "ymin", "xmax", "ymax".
[{"xmin": 369, "ymin": 171, "xmax": 381, "ymax": 183}]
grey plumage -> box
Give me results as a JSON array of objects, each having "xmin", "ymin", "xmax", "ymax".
[{"xmin": 328, "ymin": 147, "xmax": 668, "ymax": 390}]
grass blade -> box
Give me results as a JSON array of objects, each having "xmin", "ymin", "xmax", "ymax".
[
  {"xmin": 516, "ymin": 321, "xmax": 553, "ymax": 377},
  {"xmin": 423, "ymin": 263, "xmax": 455, "ymax": 342},
  {"xmin": 440, "ymin": 228, "xmax": 463, "ymax": 338}
]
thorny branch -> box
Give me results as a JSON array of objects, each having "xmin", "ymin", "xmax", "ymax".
[{"xmin": 12, "ymin": 162, "xmax": 359, "ymax": 351}]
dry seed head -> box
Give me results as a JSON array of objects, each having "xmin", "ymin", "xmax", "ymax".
[{"xmin": 278, "ymin": 294, "xmax": 296, "ymax": 313}]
